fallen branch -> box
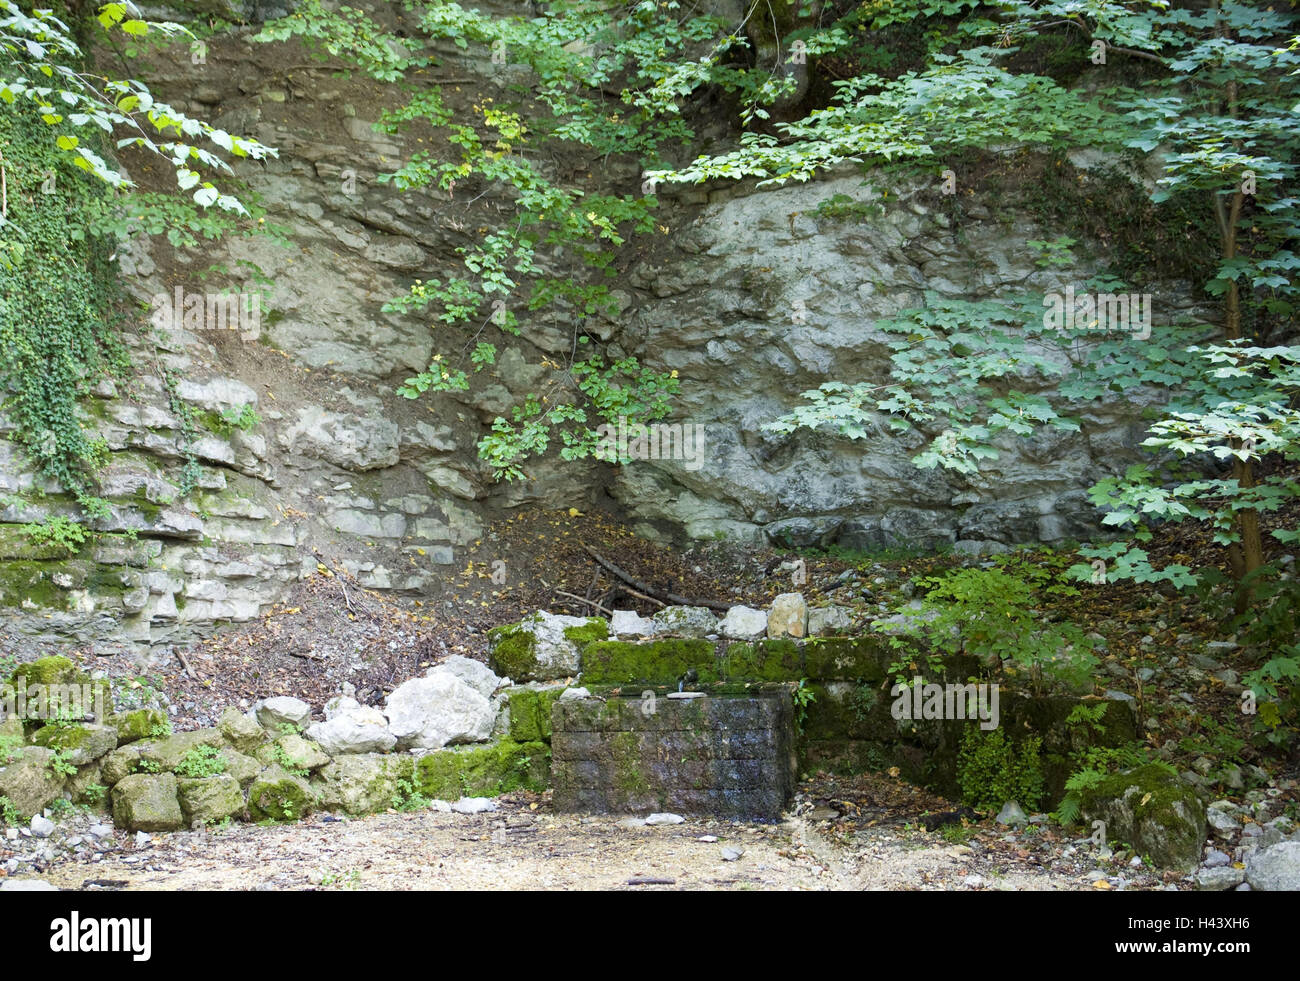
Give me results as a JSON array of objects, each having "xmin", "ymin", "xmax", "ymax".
[
  {"xmin": 581, "ymin": 545, "xmax": 730, "ymax": 612},
  {"xmin": 174, "ymin": 648, "xmax": 198, "ymax": 680},
  {"xmin": 627, "ymin": 877, "xmax": 676, "ymax": 886},
  {"xmin": 554, "ymin": 589, "xmax": 614, "ymax": 617}
]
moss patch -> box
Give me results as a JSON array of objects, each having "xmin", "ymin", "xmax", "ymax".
[
  {"xmin": 563, "ymin": 618, "xmax": 609, "ymax": 647},
  {"xmin": 580, "ymin": 639, "xmax": 718, "ymax": 685},
  {"xmin": 721, "ymin": 639, "xmax": 803, "ymax": 681},
  {"xmin": 413, "ymin": 739, "xmax": 550, "ymax": 799},
  {"xmin": 487, "ymin": 622, "xmax": 539, "ymax": 679},
  {"xmin": 507, "ymin": 688, "xmax": 562, "ymax": 743},
  {"xmin": 803, "ymin": 637, "xmax": 889, "ymax": 682}
]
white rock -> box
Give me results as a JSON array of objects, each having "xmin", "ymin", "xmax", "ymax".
[
  {"xmin": 559, "ymin": 687, "xmax": 591, "ymax": 701},
  {"xmin": 384, "ymin": 672, "xmax": 495, "ymax": 750},
  {"xmin": 719, "ymin": 606, "xmax": 767, "ymax": 640},
  {"xmin": 651, "ymin": 606, "xmax": 719, "ymax": 638},
  {"xmin": 610, "ymin": 609, "xmax": 655, "ymax": 639},
  {"xmin": 451, "ymin": 797, "xmax": 498, "ymax": 814},
  {"xmin": 29, "ymin": 815, "xmax": 54, "ymax": 838},
  {"xmin": 0, "ymin": 879, "xmax": 57, "ymax": 891},
  {"xmin": 324, "ymin": 696, "xmax": 361, "ymax": 721},
  {"xmin": 645, "ymin": 812, "xmax": 685, "ymax": 825},
  {"xmin": 306, "ymin": 706, "xmax": 396, "ymax": 755},
  {"xmin": 254, "ymin": 696, "xmax": 312, "ymax": 730},
  {"xmin": 429, "ymin": 655, "xmax": 502, "ymax": 699},
  {"xmin": 767, "ymin": 593, "xmax": 808, "ymax": 638},
  {"xmin": 808, "ymin": 606, "xmax": 853, "ymax": 636},
  {"xmin": 1246, "ymin": 841, "xmax": 1300, "ymax": 891}
]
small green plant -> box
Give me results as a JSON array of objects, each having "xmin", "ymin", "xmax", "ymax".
[
  {"xmin": 20, "ymin": 515, "xmax": 91, "ymax": 555},
  {"xmin": 270, "ymin": 744, "xmax": 308, "ymax": 779},
  {"xmin": 210, "ymin": 403, "xmax": 261, "ymax": 435},
  {"xmin": 82, "ymin": 783, "xmax": 107, "ymax": 805},
  {"xmin": 47, "ymin": 748, "xmax": 78, "ymax": 778},
  {"xmin": 391, "ymin": 777, "xmax": 431, "ymax": 812},
  {"xmin": 956, "ymin": 729, "xmax": 1044, "ymax": 812},
  {"xmin": 47, "ymin": 797, "xmax": 73, "ymax": 817},
  {"xmin": 0, "ymin": 796, "xmax": 21, "ymax": 826},
  {"xmin": 792, "ymin": 678, "xmax": 816, "ymax": 734},
  {"xmin": 1054, "ymin": 745, "xmax": 1168, "ymax": 825},
  {"xmin": 173, "ymin": 745, "xmax": 227, "ymax": 778}
]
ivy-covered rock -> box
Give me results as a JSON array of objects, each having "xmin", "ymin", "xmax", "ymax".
[
  {"xmin": 1079, "ymin": 765, "xmax": 1207, "ymax": 871},
  {"xmin": 111, "ymin": 772, "xmax": 184, "ymax": 832},
  {"xmin": 247, "ymin": 765, "xmax": 317, "ymax": 821},
  {"xmin": 0, "ymin": 747, "xmax": 66, "ymax": 820},
  {"xmin": 218, "ymin": 706, "xmax": 265, "ymax": 753},
  {"xmin": 31, "ymin": 723, "xmax": 118, "ymax": 766},
  {"xmin": 313, "ymin": 753, "xmax": 415, "ymax": 815},
  {"xmin": 178, "ymin": 775, "xmax": 245, "ymax": 825}
]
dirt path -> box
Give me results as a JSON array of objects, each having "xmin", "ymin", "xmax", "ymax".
[{"xmin": 24, "ymin": 793, "xmax": 1164, "ymax": 892}]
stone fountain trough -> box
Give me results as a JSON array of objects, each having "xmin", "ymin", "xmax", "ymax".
[{"xmin": 551, "ymin": 688, "xmax": 797, "ymax": 820}]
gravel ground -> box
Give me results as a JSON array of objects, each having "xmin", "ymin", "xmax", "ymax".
[{"xmin": 12, "ymin": 780, "xmax": 1175, "ymax": 892}]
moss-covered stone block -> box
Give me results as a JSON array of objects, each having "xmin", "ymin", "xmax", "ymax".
[
  {"xmin": 314, "ymin": 753, "xmax": 416, "ymax": 815},
  {"xmin": 721, "ymin": 639, "xmax": 803, "ymax": 681},
  {"xmin": 254, "ymin": 734, "xmax": 330, "ymax": 774},
  {"xmin": 487, "ymin": 622, "xmax": 539, "ymax": 680},
  {"xmin": 0, "ymin": 746, "xmax": 65, "ymax": 820},
  {"xmin": 10, "ymin": 655, "xmax": 78, "ymax": 688},
  {"xmin": 247, "ymin": 766, "xmax": 317, "ymax": 822},
  {"xmin": 217, "ymin": 705, "xmax": 264, "ymax": 753},
  {"xmin": 580, "ymin": 639, "xmax": 718, "ymax": 686},
  {"xmin": 110, "ymin": 708, "xmax": 170, "ymax": 745},
  {"xmin": 507, "ymin": 688, "xmax": 562, "ymax": 743},
  {"xmin": 1079, "ymin": 764, "xmax": 1207, "ymax": 871},
  {"xmin": 111, "ymin": 772, "xmax": 184, "ymax": 832},
  {"xmin": 178, "ymin": 775, "xmax": 245, "ymax": 825},
  {"xmin": 100, "ymin": 727, "xmax": 226, "ymax": 784},
  {"xmin": 413, "ymin": 739, "xmax": 550, "ymax": 799},
  {"xmin": 31, "ymin": 722, "xmax": 118, "ymax": 766},
  {"xmin": 803, "ymin": 637, "xmax": 890, "ymax": 682}
]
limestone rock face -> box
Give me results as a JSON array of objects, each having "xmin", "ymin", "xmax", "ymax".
[{"xmin": 0, "ymin": 6, "xmax": 1189, "ymax": 658}]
